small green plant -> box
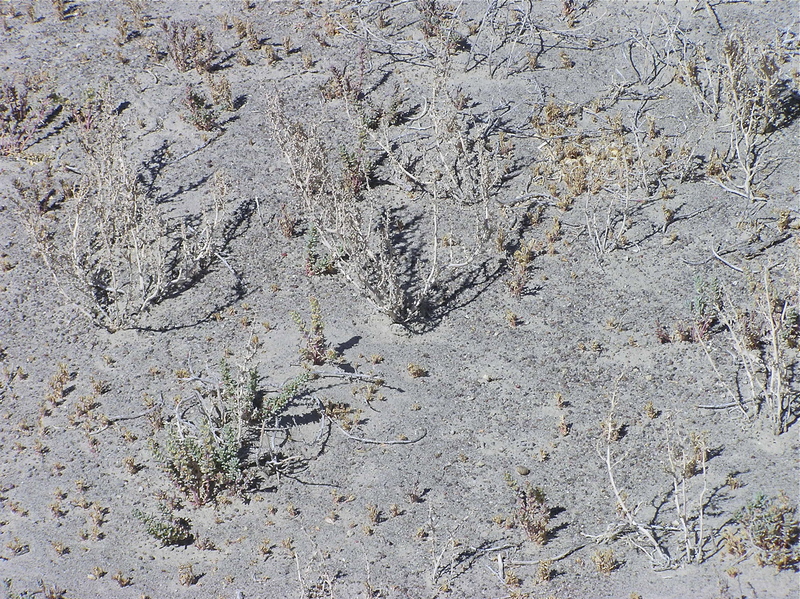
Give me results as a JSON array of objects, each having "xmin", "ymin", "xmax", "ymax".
[
  {"xmin": 291, "ymin": 296, "xmax": 338, "ymax": 365},
  {"xmin": 690, "ymin": 276, "xmax": 721, "ymax": 339},
  {"xmin": 505, "ymin": 474, "xmax": 550, "ymax": 544},
  {"xmin": 736, "ymin": 491, "xmax": 798, "ymax": 570},
  {"xmin": 263, "ymin": 372, "xmax": 310, "ymax": 419},
  {"xmin": 134, "ymin": 504, "xmax": 193, "ymax": 546},
  {"xmin": 150, "ymin": 362, "xmax": 258, "ymax": 506},
  {"xmin": 304, "ymin": 226, "xmax": 336, "ymax": 275}
]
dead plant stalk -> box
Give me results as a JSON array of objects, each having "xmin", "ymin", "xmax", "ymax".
[{"xmin": 599, "ymin": 385, "xmax": 671, "ymax": 568}]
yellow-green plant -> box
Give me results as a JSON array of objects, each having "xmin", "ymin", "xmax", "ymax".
[
  {"xmin": 153, "ymin": 422, "xmax": 241, "ymax": 506},
  {"xmin": 291, "ymin": 296, "xmax": 338, "ymax": 365}
]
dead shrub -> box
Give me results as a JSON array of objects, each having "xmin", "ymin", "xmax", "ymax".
[{"xmin": 11, "ymin": 100, "xmax": 227, "ymax": 331}]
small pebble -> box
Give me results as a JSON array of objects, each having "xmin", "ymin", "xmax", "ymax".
[{"xmin": 516, "ymin": 466, "xmax": 530, "ymax": 476}]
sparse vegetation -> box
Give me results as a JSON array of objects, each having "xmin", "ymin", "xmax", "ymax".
[
  {"xmin": 178, "ymin": 563, "xmax": 198, "ymax": 587},
  {"xmin": 183, "ymin": 86, "xmax": 217, "ymax": 131},
  {"xmin": 407, "ymin": 363, "xmax": 428, "ymax": 378},
  {"xmin": 162, "ymin": 19, "xmax": 215, "ymax": 73},
  {"xmin": 0, "ymin": 3, "xmax": 797, "ymax": 597}
]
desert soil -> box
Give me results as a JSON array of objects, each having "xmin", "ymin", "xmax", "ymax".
[{"xmin": 0, "ymin": 1, "xmax": 798, "ymax": 598}]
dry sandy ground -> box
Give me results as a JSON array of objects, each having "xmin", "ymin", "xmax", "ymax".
[{"xmin": 0, "ymin": 1, "xmax": 798, "ymax": 598}]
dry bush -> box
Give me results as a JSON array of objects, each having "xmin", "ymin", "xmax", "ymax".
[
  {"xmin": 267, "ymin": 65, "xmax": 512, "ymax": 326},
  {"xmin": 266, "ymin": 93, "xmax": 415, "ymax": 320},
  {"xmin": 591, "ymin": 384, "xmax": 677, "ymax": 569},
  {"xmin": 666, "ymin": 432, "xmax": 709, "ymax": 564},
  {"xmin": 677, "ymin": 27, "xmax": 797, "ymax": 201},
  {"xmin": 11, "ymin": 101, "xmax": 227, "ymax": 331},
  {"xmin": 531, "ymin": 101, "xmax": 694, "ymax": 259},
  {"xmin": 712, "ymin": 30, "xmax": 796, "ymax": 202},
  {"xmin": 676, "ymin": 34, "xmax": 722, "ymax": 116},
  {"xmin": 710, "ymin": 269, "xmax": 798, "ymax": 434}
]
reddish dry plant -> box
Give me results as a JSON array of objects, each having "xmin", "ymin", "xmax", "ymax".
[
  {"xmin": 162, "ymin": 20, "xmax": 215, "ymax": 73},
  {"xmin": 506, "ymin": 475, "xmax": 550, "ymax": 544}
]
